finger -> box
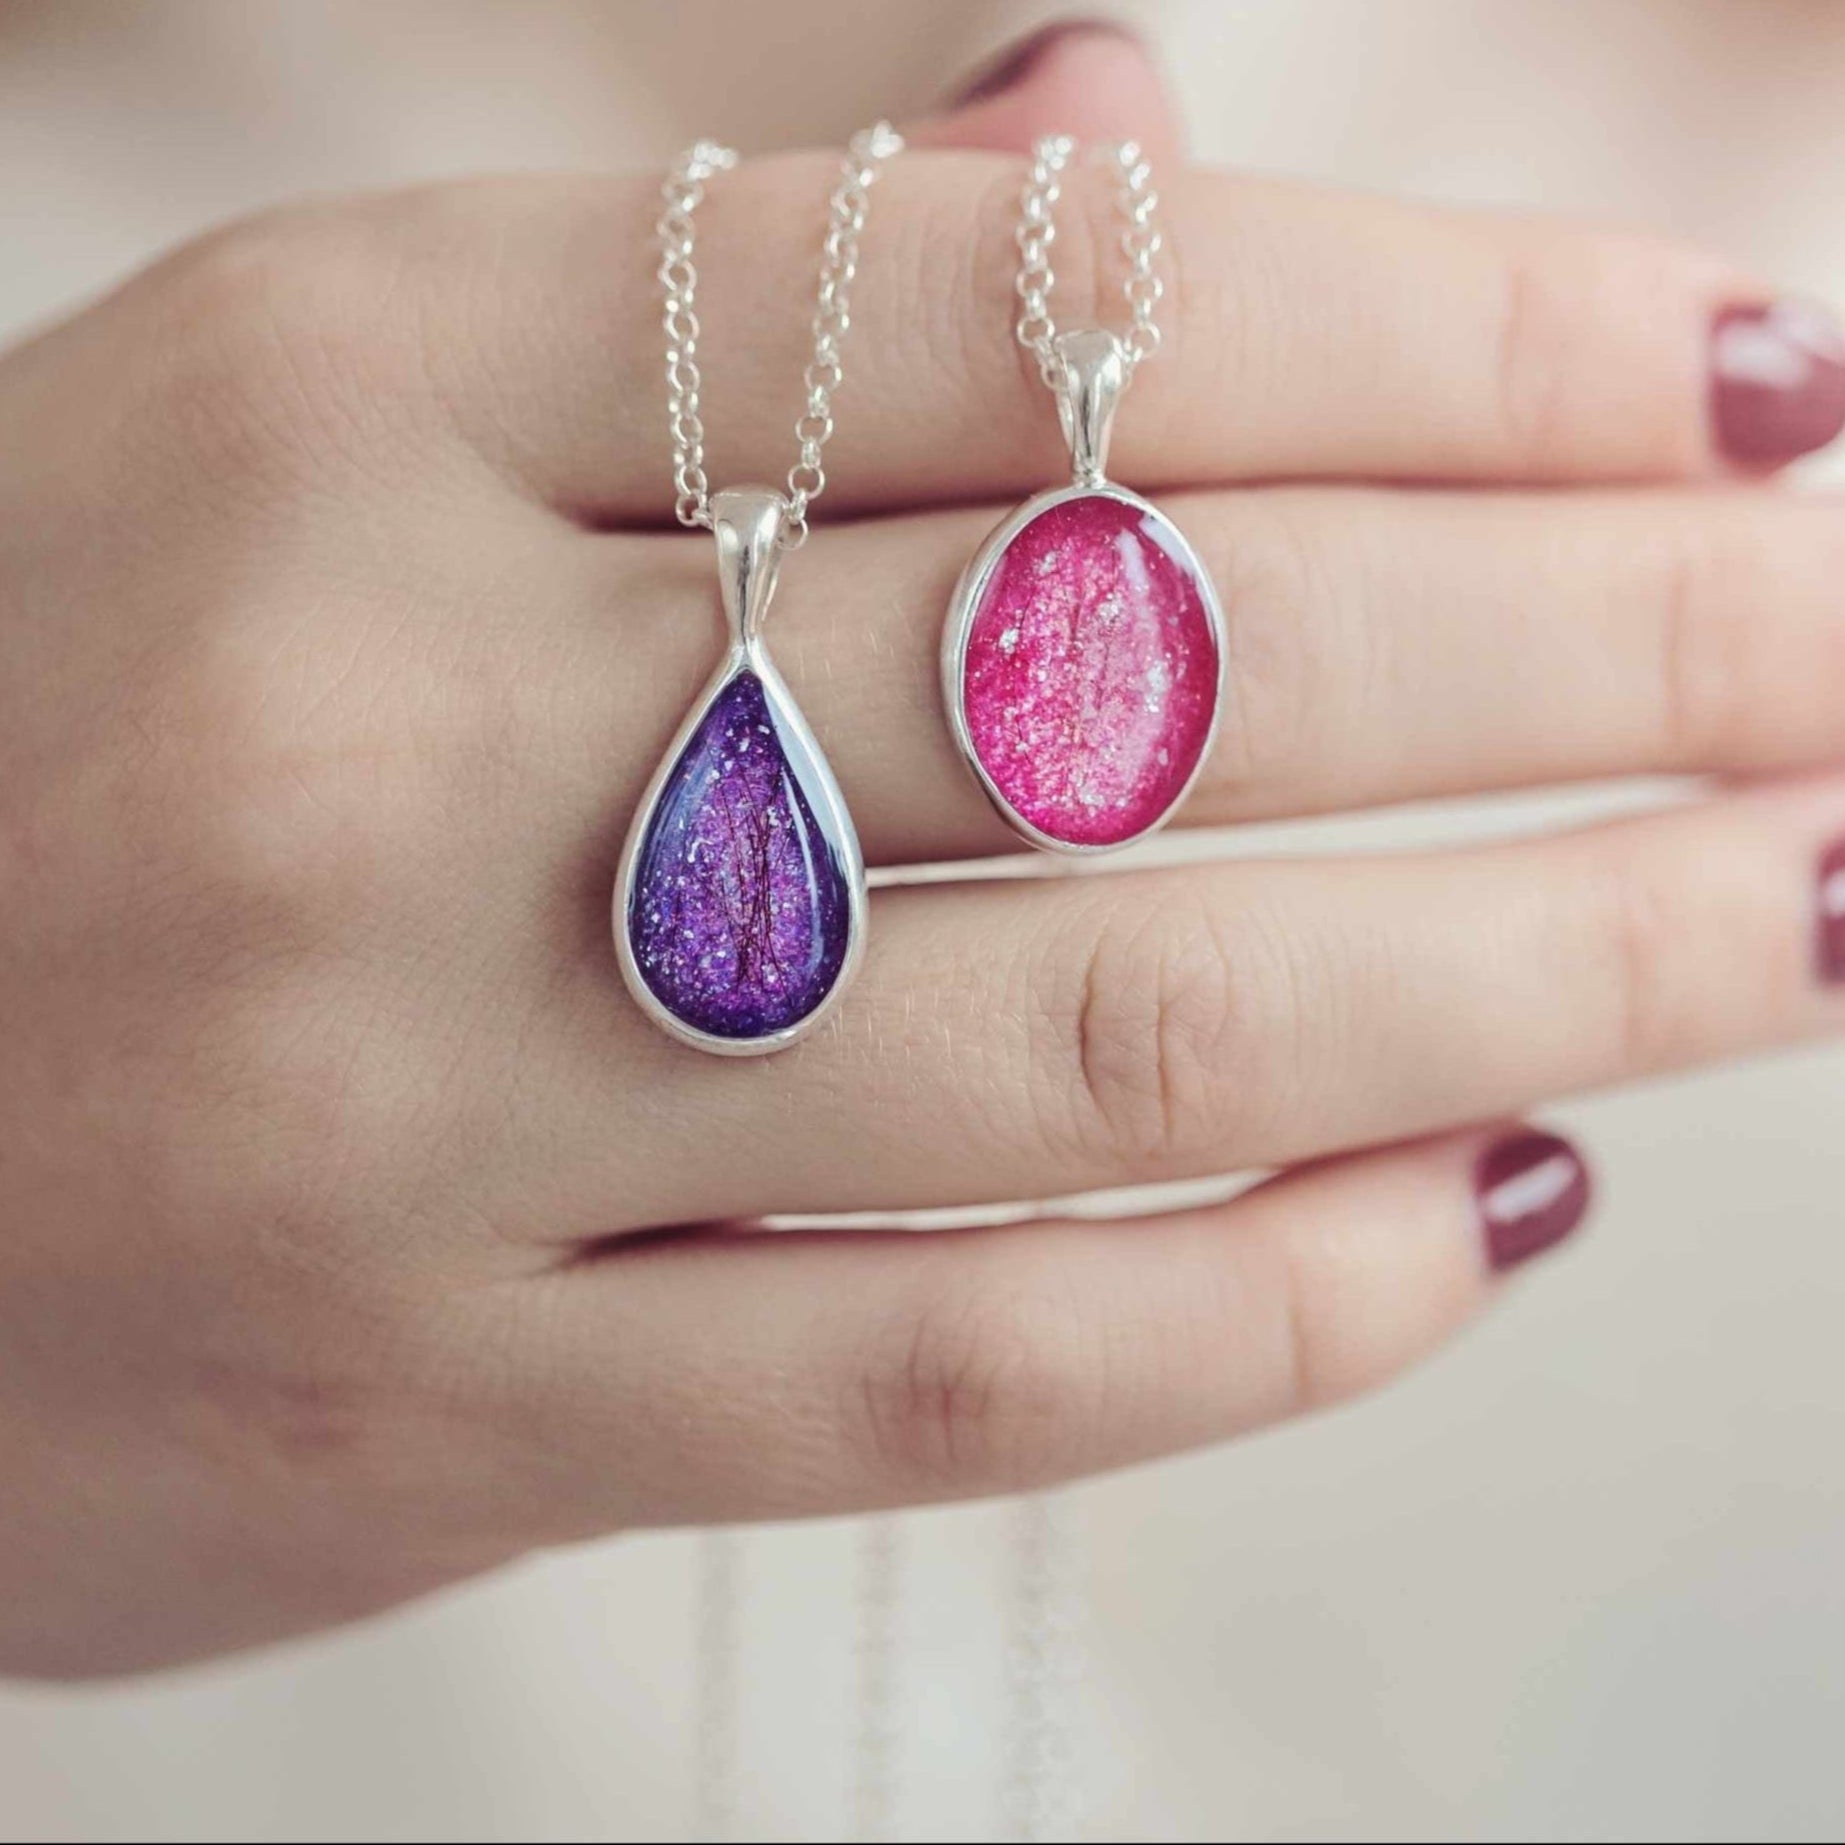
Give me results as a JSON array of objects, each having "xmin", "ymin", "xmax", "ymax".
[
  {"xmin": 229, "ymin": 142, "xmax": 1831, "ymax": 524},
  {"xmin": 462, "ymin": 1124, "xmax": 1590, "ymax": 1529},
  {"xmin": 716, "ymin": 484, "xmax": 1845, "ymax": 864},
  {"xmin": 484, "ymin": 150, "xmax": 1828, "ymax": 507},
  {"xmin": 530, "ymin": 775, "xmax": 1843, "ymax": 1231},
  {"xmin": 904, "ymin": 22, "xmax": 1187, "ymax": 165}
]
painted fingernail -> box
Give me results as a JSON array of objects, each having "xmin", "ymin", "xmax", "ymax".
[
  {"xmin": 1476, "ymin": 1131, "xmax": 1592, "ymax": 1273},
  {"xmin": 1818, "ymin": 837, "xmax": 1845, "ymax": 985},
  {"xmin": 946, "ymin": 18, "xmax": 1144, "ymax": 107},
  {"xmin": 1710, "ymin": 300, "xmax": 1845, "ymax": 467}
]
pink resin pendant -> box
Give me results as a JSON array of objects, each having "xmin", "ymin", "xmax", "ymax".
[{"xmin": 943, "ymin": 330, "xmax": 1224, "ymax": 853}]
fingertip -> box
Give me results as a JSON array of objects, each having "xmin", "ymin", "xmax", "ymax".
[
  {"xmin": 942, "ymin": 19, "xmax": 1145, "ymax": 110},
  {"xmin": 1474, "ymin": 1126, "xmax": 1595, "ymax": 1276},
  {"xmin": 1709, "ymin": 297, "xmax": 1845, "ymax": 472},
  {"xmin": 909, "ymin": 18, "xmax": 1185, "ymax": 163}
]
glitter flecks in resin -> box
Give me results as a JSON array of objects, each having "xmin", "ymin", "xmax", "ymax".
[
  {"xmin": 960, "ymin": 493, "xmax": 1219, "ymax": 847},
  {"xmin": 626, "ymin": 669, "xmax": 850, "ymax": 1040}
]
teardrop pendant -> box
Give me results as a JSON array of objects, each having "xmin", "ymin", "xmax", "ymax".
[{"xmin": 616, "ymin": 490, "xmax": 865, "ymax": 1054}]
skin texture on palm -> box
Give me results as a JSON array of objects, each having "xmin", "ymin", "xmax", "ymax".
[{"xmin": 0, "ymin": 29, "xmax": 1840, "ymax": 1679}]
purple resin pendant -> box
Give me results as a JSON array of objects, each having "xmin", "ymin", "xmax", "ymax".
[
  {"xmin": 623, "ymin": 666, "xmax": 853, "ymax": 1043},
  {"xmin": 616, "ymin": 490, "xmax": 864, "ymax": 1054}
]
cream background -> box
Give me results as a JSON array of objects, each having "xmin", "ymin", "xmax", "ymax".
[{"xmin": 0, "ymin": 2, "xmax": 1842, "ymax": 1839}]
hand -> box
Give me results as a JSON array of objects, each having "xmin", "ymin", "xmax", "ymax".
[{"xmin": 2, "ymin": 31, "xmax": 1842, "ymax": 1678}]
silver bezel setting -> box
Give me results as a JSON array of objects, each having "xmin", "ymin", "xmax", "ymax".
[
  {"xmin": 614, "ymin": 638, "xmax": 867, "ymax": 1058},
  {"xmin": 615, "ymin": 487, "xmax": 866, "ymax": 1057},
  {"xmin": 939, "ymin": 478, "xmax": 1228, "ymax": 857}
]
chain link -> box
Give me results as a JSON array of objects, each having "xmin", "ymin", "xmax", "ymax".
[
  {"xmin": 1015, "ymin": 135, "xmax": 1164, "ymax": 393},
  {"xmin": 659, "ymin": 123, "xmax": 902, "ymax": 549},
  {"xmin": 658, "ymin": 139, "xmax": 738, "ymax": 531}
]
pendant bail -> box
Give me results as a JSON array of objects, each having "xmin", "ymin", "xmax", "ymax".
[
  {"xmin": 710, "ymin": 486, "xmax": 789, "ymax": 646},
  {"xmin": 1052, "ymin": 328, "xmax": 1127, "ymax": 487}
]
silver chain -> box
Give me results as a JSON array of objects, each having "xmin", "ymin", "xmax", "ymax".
[
  {"xmin": 1003, "ymin": 1492, "xmax": 1087, "ymax": 1842},
  {"xmin": 850, "ymin": 1515, "xmax": 905, "ymax": 1843},
  {"xmin": 1015, "ymin": 135, "xmax": 1164, "ymax": 393},
  {"xmin": 692, "ymin": 1528, "xmax": 743, "ymax": 1844},
  {"xmin": 695, "ymin": 1502, "xmax": 1082, "ymax": 1840},
  {"xmin": 658, "ymin": 138, "xmax": 737, "ymax": 536},
  {"xmin": 658, "ymin": 122, "xmax": 902, "ymax": 550}
]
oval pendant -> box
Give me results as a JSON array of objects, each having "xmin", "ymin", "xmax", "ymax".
[
  {"xmin": 616, "ymin": 490, "xmax": 864, "ymax": 1055},
  {"xmin": 943, "ymin": 482, "xmax": 1225, "ymax": 852}
]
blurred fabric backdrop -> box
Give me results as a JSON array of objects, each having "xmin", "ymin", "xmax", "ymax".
[{"xmin": 1, "ymin": 2, "xmax": 1842, "ymax": 1839}]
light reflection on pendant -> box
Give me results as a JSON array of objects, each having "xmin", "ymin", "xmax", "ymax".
[
  {"xmin": 942, "ymin": 330, "xmax": 1226, "ymax": 854},
  {"xmin": 616, "ymin": 489, "xmax": 865, "ymax": 1055}
]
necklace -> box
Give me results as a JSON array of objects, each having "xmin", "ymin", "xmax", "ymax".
[
  {"xmin": 942, "ymin": 137, "xmax": 1225, "ymax": 854},
  {"xmin": 616, "ymin": 125, "xmax": 901, "ymax": 1053}
]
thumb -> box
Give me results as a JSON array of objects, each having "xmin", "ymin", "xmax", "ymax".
[{"xmin": 908, "ymin": 19, "xmax": 1186, "ymax": 164}]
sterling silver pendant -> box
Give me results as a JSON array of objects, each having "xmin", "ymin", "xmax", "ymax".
[
  {"xmin": 616, "ymin": 488, "xmax": 866, "ymax": 1055},
  {"xmin": 942, "ymin": 329, "xmax": 1226, "ymax": 854}
]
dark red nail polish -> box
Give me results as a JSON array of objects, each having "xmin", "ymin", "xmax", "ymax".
[
  {"xmin": 947, "ymin": 18, "xmax": 1143, "ymax": 107},
  {"xmin": 1710, "ymin": 300, "xmax": 1845, "ymax": 467},
  {"xmin": 1476, "ymin": 1132, "xmax": 1592, "ymax": 1273},
  {"xmin": 1818, "ymin": 838, "xmax": 1845, "ymax": 985}
]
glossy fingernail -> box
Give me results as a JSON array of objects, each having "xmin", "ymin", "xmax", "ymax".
[
  {"xmin": 1710, "ymin": 300, "xmax": 1845, "ymax": 467},
  {"xmin": 1818, "ymin": 837, "xmax": 1845, "ymax": 985},
  {"xmin": 946, "ymin": 17, "xmax": 1144, "ymax": 107},
  {"xmin": 1476, "ymin": 1131, "xmax": 1592, "ymax": 1273}
]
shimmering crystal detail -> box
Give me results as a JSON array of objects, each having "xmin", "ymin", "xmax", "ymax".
[
  {"xmin": 961, "ymin": 493, "xmax": 1219, "ymax": 847},
  {"xmin": 626, "ymin": 669, "xmax": 850, "ymax": 1040}
]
